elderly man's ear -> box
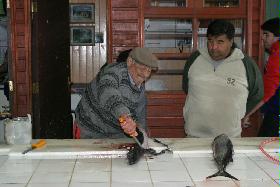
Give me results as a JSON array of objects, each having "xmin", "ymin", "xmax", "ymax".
[{"xmin": 126, "ymin": 57, "xmax": 134, "ymax": 67}]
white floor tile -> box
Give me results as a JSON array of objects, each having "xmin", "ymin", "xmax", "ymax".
[
  {"xmin": 29, "ymin": 172, "xmax": 72, "ymax": 184},
  {"xmin": 74, "ymin": 161, "xmax": 111, "ymax": 172},
  {"xmin": 226, "ymin": 156, "xmax": 261, "ymax": 170},
  {"xmin": 0, "ymin": 185, "xmax": 25, "ymax": 187},
  {"xmin": 246, "ymin": 153, "xmax": 278, "ymax": 162},
  {"xmin": 70, "ymin": 182, "xmax": 109, "ymax": 187},
  {"xmin": 71, "ymin": 171, "xmax": 110, "ymax": 183},
  {"xmin": 3, "ymin": 159, "xmax": 40, "ymax": 165},
  {"xmin": 27, "ymin": 183, "xmax": 68, "ymax": 187},
  {"xmin": 112, "ymin": 158, "xmax": 148, "ymax": 171},
  {"xmin": 150, "ymin": 170, "xmax": 192, "ymax": 182},
  {"xmin": 195, "ymin": 180, "xmax": 238, "ymax": 187},
  {"xmin": 263, "ymin": 168, "xmax": 280, "ymax": 180},
  {"xmin": 0, "ymin": 161, "xmax": 39, "ymax": 173},
  {"xmin": 153, "ymin": 181, "xmax": 194, "ymax": 187},
  {"xmin": 146, "ymin": 154, "xmax": 178, "ymax": 162},
  {"xmin": 254, "ymin": 159, "xmax": 279, "ymax": 169},
  {"xmin": 36, "ymin": 161, "xmax": 75, "ymax": 173},
  {"xmin": 111, "ymin": 182, "xmax": 153, "ymax": 187},
  {"xmin": 229, "ymin": 169, "xmax": 271, "ymax": 181},
  {"xmin": 76, "ymin": 158, "xmax": 111, "ymax": 163},
  {"xmin": 0, "ymin": 156, "xmax": 8, "ymax": 165},
  {"xmin": 182, "ymin": 157, "xmax": 217, "ymax": 170},
  {"xmin": 39, "ymin": 159, "xmax": 76, "ymax": 164},
  {"xmin": 0, "ymin": 172, "xmax": 32, "ymax": 184},
  {"xmin": 179, "ymin": 153, "xmax": 212, "ymax": 158},
  {"xmin": 234, "ymin": 180, "xmax": 279, "ymax": 187},
  {"xmin": 148, "ymin": 159, "xmax": 186, "ymax": 171},
  {"xmin": 187, "ymin": 168, "xmax": 228, "ymax": 181},
  {"xmin": 112, "ymin": 170, "xmax": 151, "ymax": 183}
]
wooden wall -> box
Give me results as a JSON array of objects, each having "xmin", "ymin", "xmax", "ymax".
[
  {"xmin": 147, "ymin": 91, "xmax": 186, "ymax": 137},
  {"xmin": 70, "ymin": 0, "xmax": 107, "ymax": 84},
  {"xmin": 9, "ymin": 0, "xmax": 31, "ymax": 117},
  {"xmin": 247, "ymin": 0, "xmax": 265, "ymax": 68},
  {"xmin": 108, "ymin": 0, "xmax": 143, "ymax": 63}
]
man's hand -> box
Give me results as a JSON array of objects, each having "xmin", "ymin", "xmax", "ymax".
[
  {"xmin": 119, "ymin": 114, "xmax": 138, "ymax": 136},
  {"xmin": 241, "ymin": 116, "xmax": 251, "ymax": 128}
]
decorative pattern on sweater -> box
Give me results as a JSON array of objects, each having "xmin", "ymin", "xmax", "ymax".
[{"xmin": 75, "ymin": 62, "xmax": 146, "ymax": 138}]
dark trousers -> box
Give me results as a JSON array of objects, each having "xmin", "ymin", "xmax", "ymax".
[
  {"xmin": 4, "ymin": 81, "xmax": 9, "ymax": 101},
  {"xmin": 258, "ymin": 113, "xmax": 279, "ymax": 137}
]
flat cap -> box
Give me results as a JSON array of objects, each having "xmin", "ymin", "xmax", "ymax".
[
  {"xmin": 261, "ymin": 17, "xmax": 280, "ymax": 37},
  {"xmin": 129, "ymin": 47, "xmax": 158, "ymax": 69}
]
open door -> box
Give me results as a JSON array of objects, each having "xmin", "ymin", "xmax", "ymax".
[{"xmin": 31, "ymin": 0, "xmax": 72, "ymax": 138}]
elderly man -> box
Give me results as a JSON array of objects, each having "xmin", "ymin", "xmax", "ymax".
[
  {"xmin": 182, "ymin": 20, "xmax": 263, "ymax": 138},
  {"xmin": 75, "ymin": 47, "xmax": 158, "ymax": 145}
]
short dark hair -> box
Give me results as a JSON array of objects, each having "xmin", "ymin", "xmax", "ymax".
[
  {"xmin": 207, "ymin": 20, "xmax": 235, "ymax": 40},
  {"xmin": 261, "ymin": 17, "xmax": 279, "ymax": 37}
]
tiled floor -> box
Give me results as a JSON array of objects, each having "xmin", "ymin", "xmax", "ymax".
[{"xmin": 0, "ymin": 152, "xmax": 278, "ymax": 187}]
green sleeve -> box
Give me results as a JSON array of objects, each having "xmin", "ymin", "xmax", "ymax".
[
  {"xmin": 242, "ymin": 55, "xmax": 264, "ymax": 113},
  {"xmin": 182, "ymin": 50, "xmax": 200, "ymax": 94}
]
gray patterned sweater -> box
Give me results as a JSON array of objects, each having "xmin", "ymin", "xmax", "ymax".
[{"xmin": 75, "ymin": 62, "xmax": 146, "ymax": 138}]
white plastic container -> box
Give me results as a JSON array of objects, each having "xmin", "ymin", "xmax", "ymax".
[{"xmin": 4, "ymin": 114, "xmax": 32, "ymax": 145}]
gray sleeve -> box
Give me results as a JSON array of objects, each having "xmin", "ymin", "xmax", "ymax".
[
  {"xmin": 135, "ymin": 90, "xmax": 147, "ymax": 131},
  {"xmin": 242, "ymin": 55, "xmax": 264, "ymax": 113},
  {"xmin": 182, "ymin": 50, "xmax": 200, "ymax": 94}
]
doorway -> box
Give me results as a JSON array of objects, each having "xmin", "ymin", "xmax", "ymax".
[{"xmin": 31, "ymin": 0, "xmax": 107, "ymax": 138}]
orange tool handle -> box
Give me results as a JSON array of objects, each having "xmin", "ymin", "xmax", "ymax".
[
  {"xmin": 32, "ymin": 139, "xmax": 46, "ymax": 149},
  {"xmin": 118, "ymin": 116, "xmax": 138, "ymax": 137}
]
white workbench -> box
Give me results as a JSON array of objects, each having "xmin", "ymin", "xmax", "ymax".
[{"xmin": 0, "ymin": 137, "xmax": 278, "ymax": 187}]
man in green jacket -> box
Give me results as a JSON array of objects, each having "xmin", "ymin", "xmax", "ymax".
[{"xmin": 182, "ymin": 20, "xmax": 263, "ymax": 138}]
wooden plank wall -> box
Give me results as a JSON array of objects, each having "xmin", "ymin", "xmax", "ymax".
[
  {"xmin": 146, "ymin": 91, "xmax": 186, "ymax": 137},
  {"xmin": 247, "ymin": 0, "xmax": 265, "ymax": 68},
  {"xmin": 10, "ymin": 0, "xmax": 31, "ymax": 117},
  {"xmin": 241, "ymin": 0, "xmax": 265, "ymax": 137},
  {"xmin": 108, "ymin": 0, "xmax": 143, "ymax": 63},
  {"xmin": 70, "ymin": 0, "xmax": 107, "ymax": 84}
]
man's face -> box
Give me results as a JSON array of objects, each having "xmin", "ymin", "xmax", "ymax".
[
  {"xmin": 127, "ymin": 57, "xmax": 152, "ymax": 86},
  {"xmin": 207, "ymin": 34, "xmax": 233, "ymax": 61},
  {"xmin": 262, "ymin": 30, "xmax": 278, "ymax": 51}
]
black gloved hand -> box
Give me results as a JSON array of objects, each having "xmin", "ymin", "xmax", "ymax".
[
  {"xmin": 127, "ymin": 143, "xmax": 145, "ymax": 165},
  {"xmin": 135, "ymin": 127, "xmax": 144, "ymax": 144}
]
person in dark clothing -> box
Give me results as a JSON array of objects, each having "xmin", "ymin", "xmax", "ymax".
[
  {"xmin": 0, "ymin": 49, "xmax": 7, "ymax": 82},
  {"xmin": 242, "ymin": 17, "xmax": 279, "ymax": 137},
  {"xmin": 0, "ymin": 49, "xmax": 8, "ymax": 100},
  {"xmin": 116, "ymin": 49, "xmax": 133, "ymax": 63}
]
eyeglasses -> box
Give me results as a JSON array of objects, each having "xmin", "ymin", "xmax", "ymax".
[{"xmin": 132, "ymin": 59, "xmax": 152, "ymax": 72}]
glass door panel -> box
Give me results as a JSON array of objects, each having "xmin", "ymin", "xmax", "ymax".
[
  {"xmin": 203, "ymin": 0, "xmax": 239, "ymax": 7},
  {"xmin": 144, "ymin": 19, "xmax": 193, "ymax": 54},
  {"xmin": 150, "ymin": 0, "xmax": 188, "ymax": 7}
]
